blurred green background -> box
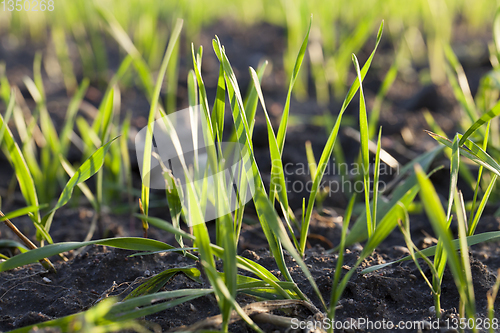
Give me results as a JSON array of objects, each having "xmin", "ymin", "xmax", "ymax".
[{"xmin": 1, "ymin": 0, "xmax": 498, "ymax": 104}]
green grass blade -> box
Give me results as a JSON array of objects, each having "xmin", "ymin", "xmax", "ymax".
[
  {"xmin": 372, "ymin": 128, "xmax": 382, "ymax": 227},
  {"xmin": 49, "ymin": 137, "xmax": 118, "ymax": 214},
  {"xmin": 460, "ymin": 99, "xmax": 500, "ymax": 145},
  {"xmin": 245, "ymin": 61, "xmax": 268, "ymax": 136},
  {"xmin": 276, "ymin": 16, "xmax": 312, "ymax": 153},
  {"xmin": 140, "ymin": 19, "xmax": 183, "ymax": 230},
  {"xmin": 0, "ymin": 87, "xmax": 15, "ymax": 147},
  {"xmin": 59, "ymin": 155, "xmax": 98, "ymax": 212},
  {"xmin": 301, "ymin": 21, "xmax": 384, "ymax": 255},
  {"xmin": 213, "ymin": 59, "xmax": 226, "ymax": 143},
  {"xmin": 95, "ymin": 6, "xmax": 154, "ymax": 99},
  {"xmin": 328, "ymin": 194, "xmax": 356, "ymax": 328},
  {"xmin": 0, "ymin": 205, "xmax": 46, "ymax": 223},
  {"xmin": 447, "ymin": 134, "xmax": 460, "ymax": 220},
  {"xmin": 415, "ymin": 164, "xmax": 475, "ymax": 317},
  {"xmin": 0, "ymin": 110, "xmax": 40, "ymax": 224},
  {"xmin": 469, "ymin": 175, "xmax": 497, "ymax": 236},
  {"xmin": 352, "ymin": 53, "xmax": 373, "ymax": 237},
  {"xmin": 0, "ymin": 237, "xmax": 191, "ymax": 272},
  {"xmin": 60, "ymin": 78, "xmax": 89, "ymax": 155},
  {"xmin": 454, "ymin": 189, "xmax": 476, "ymax": 316},
  {"xmin": 123, "ymin": 267, "xmax": 201, "ymax": 300},
  {"xmin": 363, "ymin": 230, "xmax": 500, "ymax": 273}
]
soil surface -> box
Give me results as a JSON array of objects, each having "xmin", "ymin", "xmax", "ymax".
[{"xmin": 1, "ymin": 19, "xmax": 500, "ymax": 332}]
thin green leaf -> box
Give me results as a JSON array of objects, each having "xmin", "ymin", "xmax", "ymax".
[{"xmin": 0, "ymin": 237, "xmax": 191, "ymax": 272}]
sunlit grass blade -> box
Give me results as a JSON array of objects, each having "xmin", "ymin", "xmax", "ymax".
[
  {"xmin": 60, "ymin": 78, "xmax": 89, "ymax": 155},
  {"xmin": 213, "ymin": 58, "xmax": 226, "ymax": 143},
  {"xmin": 363, "ymin": 229, "xmax": 500, "ymax": 273},
  {"xmin": 415, "ymin": 164, "xmax": 476, "ymax": 319},
  {"xmin": 301, "ymin": 21, "xmax": 384, "ymax": 255},
  {"xmin": 0, "ymin": 107, "xmax": 40, "ymax": 225},
  {"xmin": 343, "ymin": 147, "xmax": 443, "ymax": 247},
  {"xmin": 372, "ymin": 128, "xmax": 382, "ymax": 228},
  {"xmin": 138, "ymin": 215, "xmax": 299, "ymax": 299},
  {"xmin": 352, "ymin": 53, "xmax": 372, "ymax": 237},
  {"xmin": 140, "ymin": 19, "xmax": 183, "ymax": 236},
  {"xmin": 454, "ymin": 189, "xmax": 476, "ymax": 318},
  {"xmin": 245, "ymin": 61, "xmax": 268, "ymax": 136},
  {"xmin": 123, "ymin": 267, "xmax": 201, "ymax": 300},
  {"xmin": 444, "ymin": 44, "xmax": 478, "ymax": 126},
  {"xmin": 95, "ymin": 5, "xmax": 154, "ymax": 99},
  {"xmin": 8, "ymin": 298, "xmax": 146, "ymax": 333},
  {"xmin": 0, "ymin": 237, "xmax": 192, "ymax": 272},
  {"xmin": 427, "ymin": 131, "xmax": 500, "ymax": 177},
  {"xmin": 250, "ymin": 69, "xmax": 289, "ymax": 210},
  {"xmin": 447, "ymin": 133, "xmax": 460, "ymax": 220},
  {"xmin": 327, "ymin": 194, "xmax": 356, "ymax": 330},
  {"xmin": 59, "ymin": 155, "xmax": 98, "ymax": 211}
]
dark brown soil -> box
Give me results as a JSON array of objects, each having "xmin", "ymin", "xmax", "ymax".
[{"xmin": 1, "ymin": 19, "xmax": 500, "ymax": 333}]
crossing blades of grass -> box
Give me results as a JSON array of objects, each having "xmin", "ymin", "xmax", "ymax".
[
  {"xmin": 213, "ymin": 37, "xmax": 325, "ymax": 308},
  {"xmin": 276, "ymin": 15, "xmax": 311, "ymax": 154},
  {"xmin": 301, "ymin": 21, "xmax": 384, "ymax": 256}
]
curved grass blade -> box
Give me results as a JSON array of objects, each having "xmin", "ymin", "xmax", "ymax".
[
  {"xmin": 0, "ymin": 237, "xmax": 194, "ymax": 272},
  {"xmin": 447, "ymin": 134, "xmax": 460, "ymax": 220},
  {"xmin": 427, "ymin": 131, "xmax": 500, "ymax": 177},
  {"xmin": 276, "ymin": 16, "xmax": 312, "ymax": 153}
]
